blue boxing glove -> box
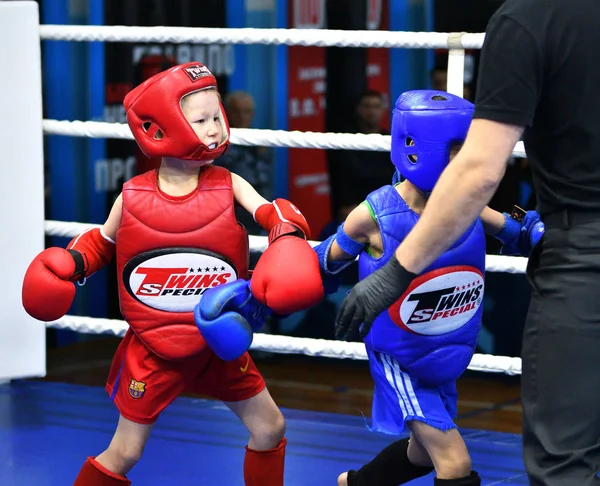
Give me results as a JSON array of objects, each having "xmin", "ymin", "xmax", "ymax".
[
  {"xmin": 194, "ymin": 279, "xmax": 271, "ymax": 361},
  {"xmin": 494, "ymin": 214, "xmax": 521, "ymax": 255},
  {"xmin": 522, "ymin": 211, "xmax": 545, "ymax": 248},
  {"xmin": 494, "ymin": 206, "xmax": 544, "ymax": 257}
]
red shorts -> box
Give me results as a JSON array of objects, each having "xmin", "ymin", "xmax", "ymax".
[{"xmin": 105, "ymin": 329, "xmax": 266, "ymax": 424}]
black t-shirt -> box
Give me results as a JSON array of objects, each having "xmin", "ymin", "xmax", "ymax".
[{"xmin": 474, "ymin": 0, "xmax": 600, "ymax": 215}]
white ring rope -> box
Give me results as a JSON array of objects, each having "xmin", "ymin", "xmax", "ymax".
[
  {"xmin": 42, "ymin": 120, "xmax": 528, "ymax": 158},
  {"xmin": 39, "ymin": 25, "xmax": 485, "ymax": 50},
  {"xmin": 45, "ymin": 315, "xmax": 521, "ymax": 375}
]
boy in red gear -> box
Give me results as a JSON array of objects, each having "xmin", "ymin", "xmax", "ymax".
[{"xmin": 22, "ymin": 62, "xmax": 323, "ymax": 485}]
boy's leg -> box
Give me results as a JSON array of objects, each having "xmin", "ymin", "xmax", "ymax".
[
  {"xmin": 74, "ymin": 330, "xmax": 185, "ymax": 485},
  {"xmin": 95, "ymin": 415, "xmax": 154, "ymax": 475},
  {"xmin": 342, "ymin": 350, "xmax": 475, "ymax": 486},
  {"xmin": 342, "ymin": 437, "xmax": 434, "ymax": 486},
  {"xmin": 197, "ymin": 351, "xmax": 285, "ymax": 486},
  {"xmin": 226, "ymin": 388, "xmax": 287, "ymax": 486},
  {"xmin": 73, "ymin": 415, "xmax": 153, "ymax": 485},
  {"xmin": 408, "ymin": 420, "xmax": 479, "ymax": 484}
]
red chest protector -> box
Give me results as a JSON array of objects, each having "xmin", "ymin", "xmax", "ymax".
[{"xmin": 116, "ymin": 166, "xmax": 249, "ymax": 360}]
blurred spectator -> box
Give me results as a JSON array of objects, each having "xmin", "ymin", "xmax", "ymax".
[
  {"xmin": 215, "ymin": 91, "xmax": 273, "ymax": 237},
  {"xmin": 355, "ymin": 89, "xmax": 387, "ymax": 134},
  {"xmin": 430, "ymin": 65, "xmax": 473, "ymax": 101},
  {"xmin": 224, "ymin": 91, "xmax": 255, "ymax": 129},
  {"xmin": 328, "ymin": 90, "xmax": 395, "ymax": 217},
  {"xmin": 345, "ymin": 91, "xmax": 395, "ymax": 198}
]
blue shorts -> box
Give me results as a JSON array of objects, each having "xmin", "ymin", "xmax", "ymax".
[{"xmin": 367, "ymin": 348, "xmax": 458, "ymax": 435}]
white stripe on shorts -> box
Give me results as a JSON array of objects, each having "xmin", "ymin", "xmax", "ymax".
[
  {"xmin": 381, "ymin": 353, "xmax": 409, "ymax": 417},
  {"xmin": 381, "ymin": 353, "xmax": 425, "ymax": 419}
]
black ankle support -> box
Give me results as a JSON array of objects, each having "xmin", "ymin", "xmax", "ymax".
[
  {"xmin": 434, "ymin": 471, "xmax": 481, "ymax": 485},
  {"xmin": 347, "ymin": 438, "xmax": 434, "ymax": 486}
]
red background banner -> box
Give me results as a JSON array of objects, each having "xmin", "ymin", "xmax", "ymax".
[
  {"xmin": 287, "ymin": 0, "xmax": 391, "ymax": 236},
  {"xmin": 287, "ymin": 0, "xmax": 330, "ymax": 236}
]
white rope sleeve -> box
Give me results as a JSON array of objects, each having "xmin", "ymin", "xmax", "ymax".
[
  {"xmin": 484, "ymin": 254, "xmax": 528, "ymax": 274},
  {"xmin": 39, "ymin": 25, "xmax": 485, "ymax": 50},
  {"xmin": 48, "ymin": 315, "xmax": 128, "ymax": 337},
  {"xmin": 43, "ymin": 120, "xmax": 134, "ymax": 140},
  {"xmin": 45, "ymin": 315, "xmax": 521, "ymax": 375},
  {"xmin": 42, "ymin": 120, "xmax": 527, "ymax": 158}
]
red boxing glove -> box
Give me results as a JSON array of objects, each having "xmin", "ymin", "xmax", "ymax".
[
  {"xmin": 250, "ymin": 200, "xmax": 324, "ymax": 314},
  {"xmin": 254, "ymin": 198, "xmax": 311, "ymax": 239},
  {"xmin": 22, "ymin": 247, "xmax": 79, "ymax": 321},
  {"xmin": 22, "ymin": 228, "xmax": 115, "ymax": 321}
]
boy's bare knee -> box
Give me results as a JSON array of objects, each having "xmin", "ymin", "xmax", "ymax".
[
  {"xmin": 434, "ymin": 452, "xmax": 472, "ymax": 479},
  {"xmin": 407, "ymin": 422, "xmax": 472, "ymax": 479},
  {"xmin": 96, "ymin": 441, "xmax": 144, "ymax": 477},
  {"xmin": 264, "ymin": 411, "xmax": 286, "ymax": 444},
  {"xmin": 119, "ymin": 443, "xmax": 145, "ymax": 466},
  {"xmin": 107, "ymin": 442, "xmax": 145, "ymax": 471},
  {"xmin": 249, "ymin": 409, "xmax": 286, "ymax": 449},
  {"xmin": 95, "ymin": 416, "xmax": 153, "ymax": 476}
]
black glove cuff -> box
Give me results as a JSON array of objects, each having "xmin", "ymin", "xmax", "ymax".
[
  {"xmin": 67, "ymin": 249, "xmax": 86, "ymax": 282},
  {"xmin": 380, "ymin": 254, "xmax": 418, "ymax": 291},
  {"xmin": 268, "ymin": 222, "xmax": 305, "ymax": 243}
]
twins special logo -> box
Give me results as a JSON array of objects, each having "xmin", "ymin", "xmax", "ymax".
[
  {"xmin": 123, "ymin": 248, "xmax": 238, "ymax": 312},
  {"xmin": 184, "ymin": 64, "xmax": 213, "ymax": 82},
  {"xmin": 388, "ymin": 266, "xmax": 484, "ymax": 336}
]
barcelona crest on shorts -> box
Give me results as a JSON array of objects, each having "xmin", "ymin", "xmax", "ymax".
[{"xmin": 128, "ymin": 379, "xmax": 146, "ymax": 399}]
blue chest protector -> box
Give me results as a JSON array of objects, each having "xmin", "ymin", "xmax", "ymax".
[{"xmin": 358, "ymin": 186, "xmax": 486, "ymax": 387}]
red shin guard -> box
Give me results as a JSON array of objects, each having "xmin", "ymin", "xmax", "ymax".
[
  {"xmin": 73, "ymin": 457, "xmax": 131, "ymax": 485},
  {"xmin": 244, "ymin": 438, "xmax": 287, "ymax": 486}
]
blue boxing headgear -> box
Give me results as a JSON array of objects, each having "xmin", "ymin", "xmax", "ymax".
[{"xmin": 391, "ymin": 90, "xmax": 474, "ymax": 192}]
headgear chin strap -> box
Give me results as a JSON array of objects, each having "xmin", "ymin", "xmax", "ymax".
[
  {"xmin": 391, "ymin": 90, "xmax": 474, "ymax": 192},
  {"xmin": 124, "ymin": 62, "xmax": 230, "ymax": 161}
]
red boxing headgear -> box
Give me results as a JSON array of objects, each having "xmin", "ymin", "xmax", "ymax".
[{"xmin": 124, "ymin": 62, "xmax": 230, "ymax": 161}]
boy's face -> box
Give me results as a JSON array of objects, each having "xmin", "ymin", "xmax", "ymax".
[{"xmin": 181, "ymin": 90, "xmax": 224, "ymax": 150}]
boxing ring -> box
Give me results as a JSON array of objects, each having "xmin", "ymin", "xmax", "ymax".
[{"xmin": 2, "ymin": 2, "xmax": 528, "ymax": 484}]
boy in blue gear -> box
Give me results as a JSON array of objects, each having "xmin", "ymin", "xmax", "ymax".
[{"xmin": 314, "ymin": 91, "xmax": 542, "ymax": 486}]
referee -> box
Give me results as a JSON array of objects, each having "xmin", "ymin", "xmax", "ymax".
[{"xmin": 335, "ymin": 0, "xmax": 600, "ymax": 484}]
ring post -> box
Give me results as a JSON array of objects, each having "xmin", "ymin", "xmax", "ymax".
[{"xmin": 0, "ymin": 1, "xmax": 46, "ymax": 380}]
